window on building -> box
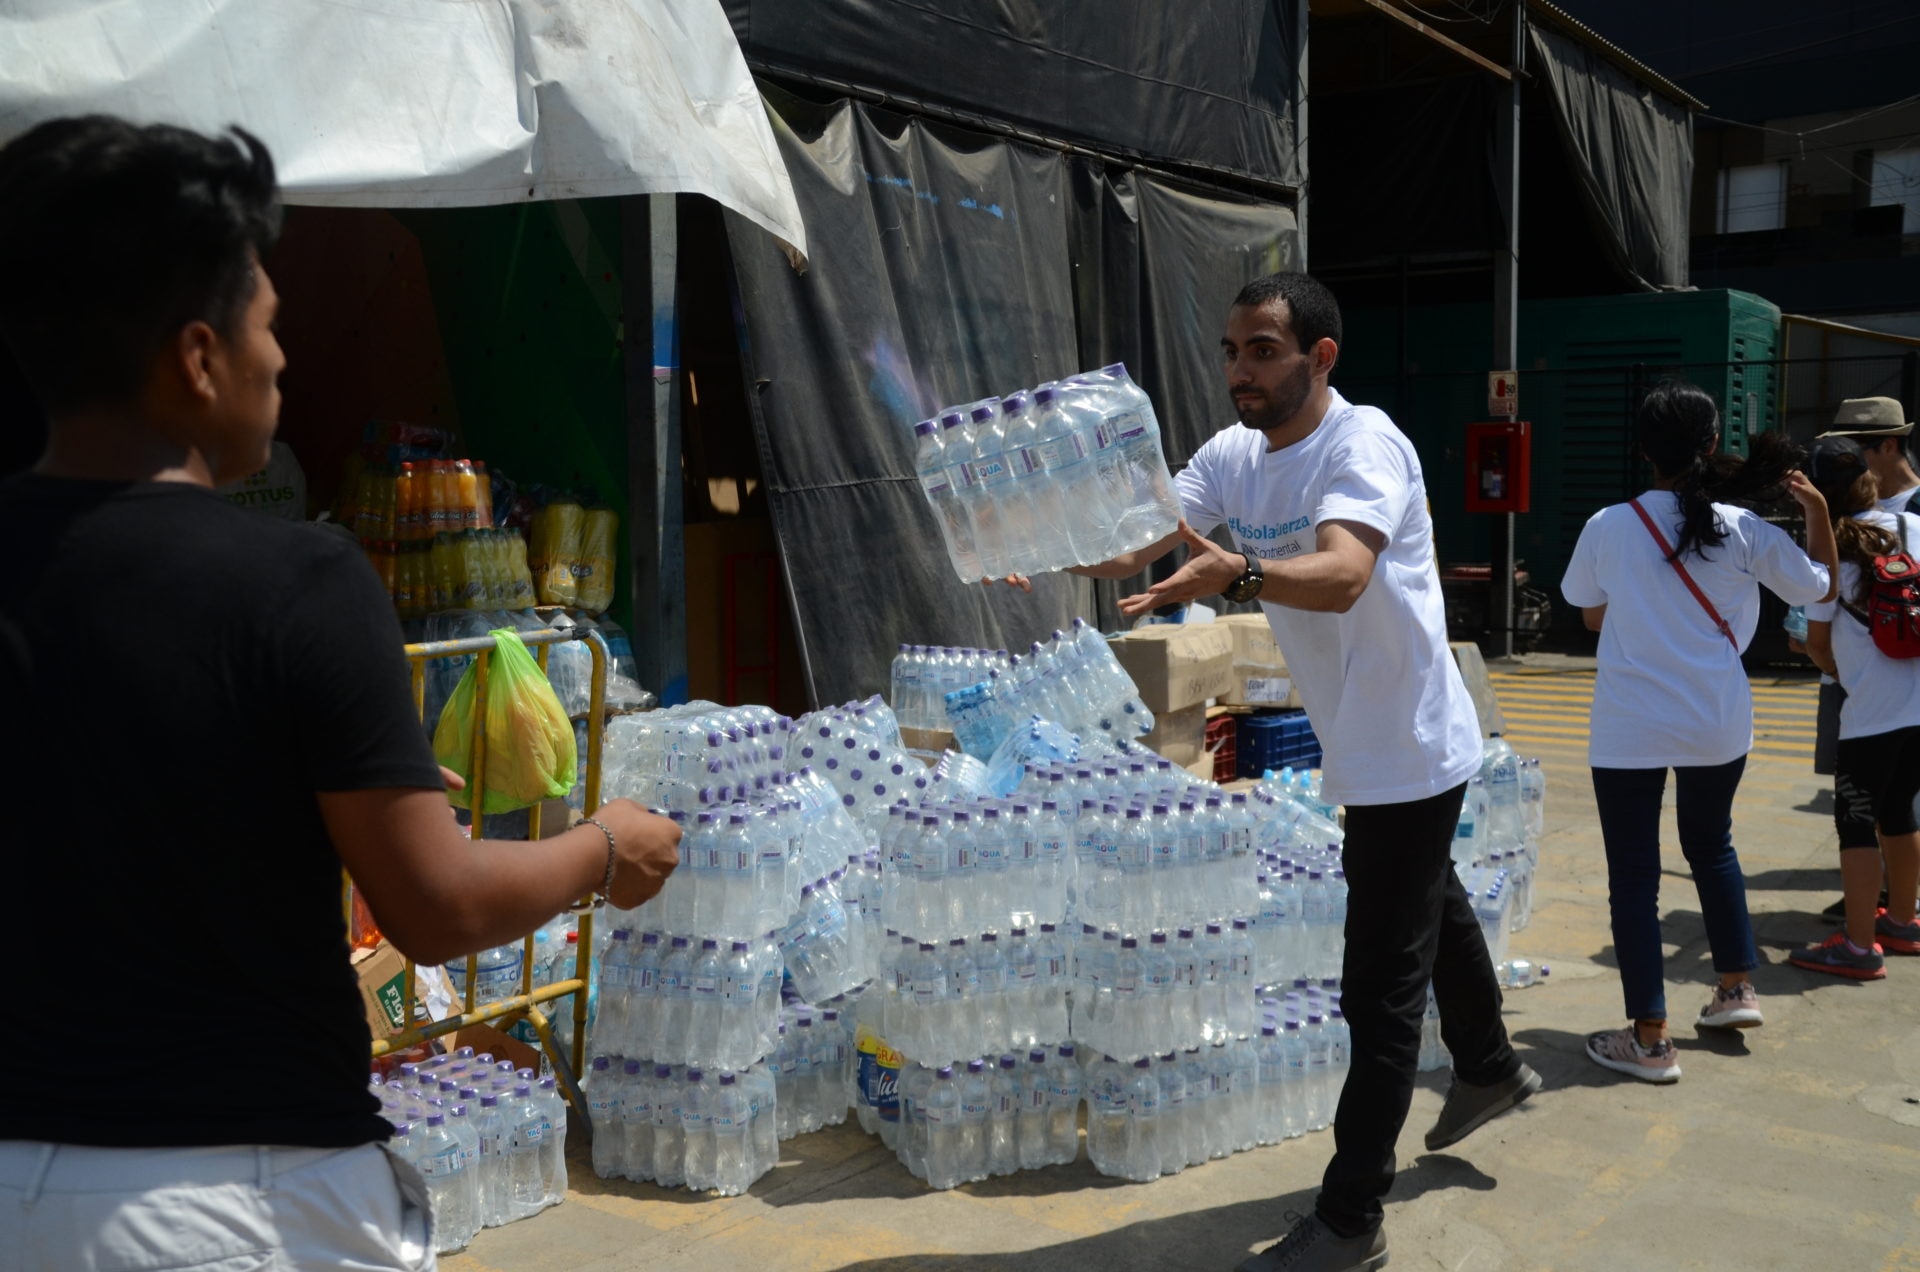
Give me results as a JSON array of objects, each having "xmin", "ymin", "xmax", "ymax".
[
  {"xmin": 1718, "ymin": 163, "xmax": 1786, "ymax": 233},
  {"xmin": 1867, "ymin": 148, "xmax": 1920, "ymax": 234}
]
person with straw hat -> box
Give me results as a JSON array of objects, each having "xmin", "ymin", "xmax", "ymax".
[{"xmin": 1819, "ymin": 397, "xmax": 1920, "ymax": 517}]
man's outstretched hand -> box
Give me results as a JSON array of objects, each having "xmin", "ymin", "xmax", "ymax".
[{"xmin": 1117, "ymin": 520, "xmax": 1243, "ymax": 616}]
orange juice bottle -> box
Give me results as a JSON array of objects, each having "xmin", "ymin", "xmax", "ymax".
[
  {"xmin": 454, "ymin": 459, "xmax": 480, "ymax": 530},
  {"xmin": 472, "ymin": 460, "xmax": 495, "ymax": 528},
  {"xmin": 440, "ymin": 460, "xmax": 462, "ymax": 533}
]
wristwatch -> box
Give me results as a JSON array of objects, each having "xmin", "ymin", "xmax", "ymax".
[{"xmin": 1223, "ymin": 552, "xmax": 1264, "ymax": 603}]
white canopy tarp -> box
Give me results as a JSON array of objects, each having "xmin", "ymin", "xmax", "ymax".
[{"xmin": 0, "ymin": 0, "xmax": 806, "ymax": 260}]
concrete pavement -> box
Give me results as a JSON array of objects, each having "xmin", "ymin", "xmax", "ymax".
[{"xmin": 447, "ymin": 658, "xmax": 1920, "ymax": 1272}]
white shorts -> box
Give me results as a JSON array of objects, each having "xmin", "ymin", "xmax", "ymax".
[{"xmin": 0, "ymin": 1139, "xmax": 435, "ymax": 1272}]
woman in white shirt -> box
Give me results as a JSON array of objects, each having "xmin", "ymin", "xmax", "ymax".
[
  {"xmin": 1791, "ymin": 436, "xmax": 1920, "ymax": 979},
  {"xmin": 1562, "ymin": 381, "xmax": 1835, "ymax": 1083}
]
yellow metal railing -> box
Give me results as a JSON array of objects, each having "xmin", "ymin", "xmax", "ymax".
[{"xmin": 352, "ymin": 625, "xmax": 611, "ymax": 1111}]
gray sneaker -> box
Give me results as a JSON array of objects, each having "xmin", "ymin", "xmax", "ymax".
[
  {"xmin": 1235, "ymin": 1214, "xmax": 1388, "ymax": 1272},
  {"xmin": 1424, "ymin": 1062, "xmax": 1541, "ymax": 1151}
]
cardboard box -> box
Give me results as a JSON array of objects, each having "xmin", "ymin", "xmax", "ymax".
[
  {"xmin": 352, "ymin": 940, "xmax": 458, "ymax": 1041},
  {"xmin": 899, "ymin": 726, "xmax": 957, "ymax": 756},
  {"xmin": 1137, "ymin": 702, "xmax": 1208, "ymax": 767},
  {"xmin": 1216, "ymin": 612, "xmax": 1305, "ymax": 709},
  {"xmin": 1108, "ymin": 624, "xmax": 1235, "ymax": 712}
]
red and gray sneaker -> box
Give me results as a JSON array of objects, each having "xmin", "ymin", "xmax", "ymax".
[
  {"xmin": 1696, "ymin": 981, "xmax": 1763, "ymax": 1029},
  {"xmin": 1875, "ymin": 909, "xmax": 1920, "ymax": 956},
  {"xmin": 1789, "ymin": 931, "xmax": 1886, "ymax": 980}
]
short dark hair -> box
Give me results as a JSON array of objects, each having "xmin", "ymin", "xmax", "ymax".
[
  {"xmin": 1231, "ymin": 272, "xmax": 1343, "ymax": 353},
  {"xmin": 0, "ymin": 116, "xmax": 282, "ymax": 414}
]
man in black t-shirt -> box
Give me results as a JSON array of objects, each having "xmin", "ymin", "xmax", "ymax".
[{"xmin": 0, "ymin": 118, "xmax": 681, "ymax": 1269}]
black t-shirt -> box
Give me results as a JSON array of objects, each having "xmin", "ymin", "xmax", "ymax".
[{"xmin": 0, "ymin": 474, "xmax": 443, "ymax": 1147}]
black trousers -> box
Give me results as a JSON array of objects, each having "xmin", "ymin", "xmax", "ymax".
[{"xmin": 1316, "ymin": 780, "xmax": 1519, "ymax": 1237}]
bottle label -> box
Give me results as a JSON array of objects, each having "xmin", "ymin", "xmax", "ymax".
[
  {"xmin": 1112, "ymin": 411, "xmax": 1147, "ymax": 442},
  {"xmin": 693, "ymin": 975, "xmax": 719, "ymax": 995},
  {"xmin": 517, "ymin": 1123, "xmax": 544, "ymax": 1145},
  {"xmin": 418, "ymin": 1147, "xmax": 462, "ymax": 1178},
  {"xmin": 975, "ymin": 457, "xmax": 1013, "ymax": 488}
]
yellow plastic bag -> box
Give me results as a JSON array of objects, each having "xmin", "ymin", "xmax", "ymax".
[
  {"xmin": 433, "ymin": 629, "xmax": 577, "ymax": 814},
  {"xmin": 574, "ymin": 507, "xmax": 618, "ymax": 614},
  {"xmin": 529, "ymin": 501, "xmax": 583, "ymax": 606}
]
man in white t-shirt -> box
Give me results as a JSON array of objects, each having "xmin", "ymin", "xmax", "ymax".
[
  {"xmin": 1066, "ymin": 273, "xmax": 1537, "ymax": 1272},
  {"xmin": 1816, "ymin": 396, "xmax": 1919, "ymax": 517}
]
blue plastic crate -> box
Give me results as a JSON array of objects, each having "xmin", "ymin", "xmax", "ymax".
[{"xmin": 1236, "ymin": 709, "xmax": 1321, "ymax": 779}]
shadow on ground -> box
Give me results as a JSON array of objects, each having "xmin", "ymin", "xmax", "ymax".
[{"xmin": 818, "ymin": 1155, "xmax": 1500, "ymax": 1272}]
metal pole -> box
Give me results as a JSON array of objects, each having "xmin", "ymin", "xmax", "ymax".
[
  {"xmin": 1295, "ymin": 0, "xmax": 1310, "ymax": 267},
  {"xmin": 624, "ymin": 192, "xmax": 688, "ymax": 705},
  {"xmin": 1489, "ymin": 0, "xmax": 1524, "ymax": 659}
]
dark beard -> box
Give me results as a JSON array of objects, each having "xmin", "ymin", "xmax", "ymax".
[{"xmin": 1235, "ymin": 359, "xmax": 1313, "ymax": 432}]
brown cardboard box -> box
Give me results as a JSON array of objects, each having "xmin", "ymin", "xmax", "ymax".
[
  {"xmin": 1137, "ymin": 702, "xmax": 1208, "ymax": 767},
  {"xmin": 352, "ymin": 940, "xmax": 458, "ymax": 1041},
  {"xmin": 1108, "ymin": 624, "xmax": 1235, "ymax": 712},
  {"xmin": 1216, "ymin": 612, "xmax": 1305, "ymax": 709},
  {"xmin": 899, "ymin": 727, "xmax": 957, "ymax": 756}
]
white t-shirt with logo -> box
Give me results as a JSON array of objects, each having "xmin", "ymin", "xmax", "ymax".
[
  {"xmin": 1174, "ymin": 389, "xmax": 1482, "ymax": 807},
  {"xmin": 1561, "ymin": 491, "xmax": 1830, "ymax": 768},
  {"xmin": 1806, "ymin": 508, "xmax": 1920, "ymax": 740}
]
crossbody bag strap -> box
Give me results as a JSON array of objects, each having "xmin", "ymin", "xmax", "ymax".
[{"xmin": 1628, "ymin": 497, "xmax": 1739, "ymax": 650}]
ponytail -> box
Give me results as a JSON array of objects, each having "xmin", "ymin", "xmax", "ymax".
[
  {"xmin": 1636, "ymin": 381, "xmax": 1803, "ymax": 562},
  {"xmin": 1823, "ymin": 468, "xmax": 1900, "ymax": 611}
]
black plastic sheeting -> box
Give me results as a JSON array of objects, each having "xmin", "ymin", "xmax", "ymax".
[
  {"xmin": 726, "ymin": 88, "xmax": 1298, "ymax": 706},
  {"xmin": 722, "ymin": 0, "xmax": 1301, "ymax": 192},
  {"xmin": 1528, "ymin": 23, "xmax": 1692, "ymax": 292}
]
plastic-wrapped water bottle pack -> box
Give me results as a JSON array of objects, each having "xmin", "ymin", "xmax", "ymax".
[{"xmin": 371, "ymin": 1050, "xmax": 568, "ymax": 1254}]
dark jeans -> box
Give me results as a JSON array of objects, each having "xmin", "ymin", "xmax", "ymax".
[
  {"xmin": 1317, "ymin": 781, "xmax": 1518, "ymax": 1238},
  {"xmin": 1590, "ymin": 759, "xmax": 1757, "ymax": 1022}
]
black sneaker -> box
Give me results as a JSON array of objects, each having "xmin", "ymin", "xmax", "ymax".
[
  {"xmin": 1424, "ymin": 1062, "xmax": 1542, "ymax": 1151},
  {"xmin": 1234, "ymin": 1213, "xmax": 1389, "ymax": 1272}
]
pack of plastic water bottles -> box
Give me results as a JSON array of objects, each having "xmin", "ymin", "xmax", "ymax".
[
  {"xmin": 1417, "ymin": 736, "xmax": 1551, "ymax": 1072},
  {"xmin": 371, "ymin": 1050, "xmax": 569, "ymax": 1254},
  {"xmin": 839, "ymin": 725, "xmax": 1368, "ymax": 1188},
  {"xmin": 910, "ymin": 365, "xmax": 1184, "ymax": 582},
  {"xmin": 892, "ymin": 620, "xmax": 1156, "ymax": 751}
]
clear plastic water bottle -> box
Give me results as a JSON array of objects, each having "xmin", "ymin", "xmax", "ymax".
[
  {"xmin": 709, "ymin": 1072, "xmax": 753, "ymax": 1196},
  {"xmin": 1047, "ymin": 1044, "xmax": 1083, "ymax": 1166},
  {"xmin": 923, "ymin": 1065, "xmax": 965, "ymax": 1191},
  {"xmin": 680, "ymin": 1069, "xmax": 714, "ymax": 1192},
  {"xmin": 988, "ymin": 1055, "xmax": 1021, "ymax": 1176},
  {"xmin": 470, "ymin": 1092, "xmax": 514, "ymax": 1223},
  {"xmin": 612, "ymin": 1061, "xmax": 650, "ymax": 1185},
  {"xmin": 1017, "ymin": 1048, "xmax": 1053, "ymax": 1170},
  {"xmin": 650, "ymin": 1063, "xmax": 686, "ymax": 1187},
  {"xmin": 914, "ymin": 420, "xmax": 983, "ymax": 583},
  {"xmin": 505, "ymin": 1084, "xmax": 545, "ymax": 1219},
  {"xmin": 417, "ymin": 1113, "xmax": 475, "ymax": 1252},
  {"xmin": 586, "ymin": 1055, "xmax": 623, "ymax": 1180}
]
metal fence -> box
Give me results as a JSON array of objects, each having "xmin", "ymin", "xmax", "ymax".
[{"xmin": 346, "ymin": 626, "xmax": 609, "ymax": 1112}]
